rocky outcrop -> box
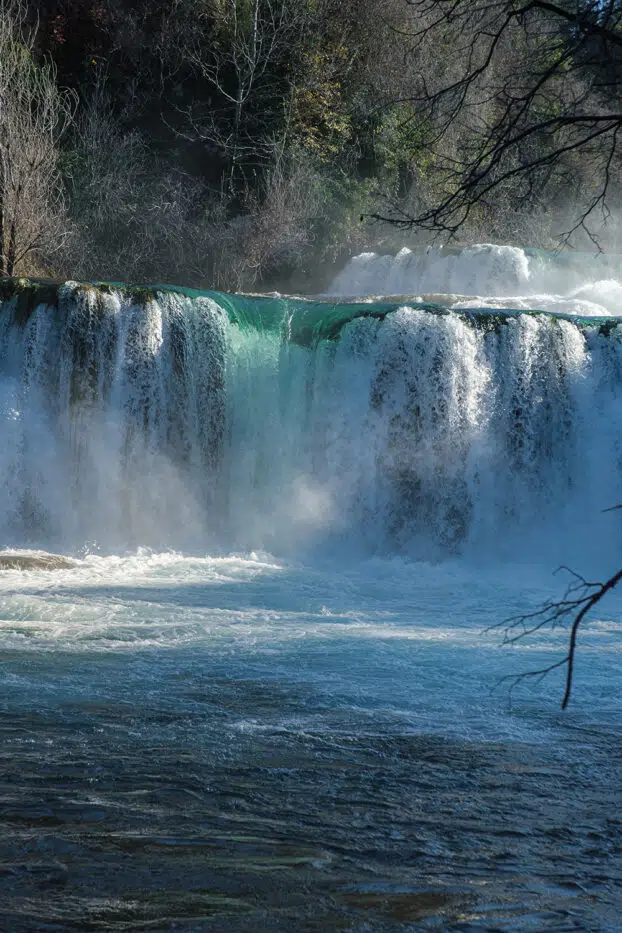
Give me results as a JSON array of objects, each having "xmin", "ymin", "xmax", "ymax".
[{"xmin": 0, "ymin": 552, "xmax": 77, "ymax": 570}]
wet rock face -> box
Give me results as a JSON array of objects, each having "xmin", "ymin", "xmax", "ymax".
[{"xmin": 0, "ymin": 552, "xmax": 77, "ymax": 570}]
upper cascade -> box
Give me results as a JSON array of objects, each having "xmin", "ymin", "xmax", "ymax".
[{"xmin": 328, "ymin": 244, "xmax": 622, "ymax": 317}]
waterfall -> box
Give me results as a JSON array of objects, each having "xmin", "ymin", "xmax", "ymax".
[
  {"xmin": 1, "ymin": 253, "xmax": 621, "ymax": 559},
  {"xmin": 0, "ymin": 283, "xmax": 228, "ymax": 551},
  {"xmin": 329, "ymin": 243, "xmax": 622, "ymax": 316}
]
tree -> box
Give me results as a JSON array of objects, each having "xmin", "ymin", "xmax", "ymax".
[
  {"xmin": 372, "ymin": 0, "xmax": 622, "ymax": 246},
  {"xmin": 161, "ymin": 0, "xmax": 309, "ymax": 196},
  {"xmin": 0, "ymin": 0, "xmax": 75, "ymax": 276}
]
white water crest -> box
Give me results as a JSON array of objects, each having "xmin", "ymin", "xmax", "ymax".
[{"xmin": 329, "ymin": 243, "xmax": 622, "ymax": 316}]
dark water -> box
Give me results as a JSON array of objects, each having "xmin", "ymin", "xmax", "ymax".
[
  {"xmin": 1, "ymin": 690, "xmax": 620, "ymax": 932},
  {"xmin": 0, "ymin": 555, "xmax": 620, "ymax": 932}
]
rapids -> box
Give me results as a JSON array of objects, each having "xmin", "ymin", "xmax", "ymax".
[{"xmin": 0, "ymin": 245, "xmax": 621, "ymax": 931}]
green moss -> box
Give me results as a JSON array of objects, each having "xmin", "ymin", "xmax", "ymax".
[
  {"xmin": 597, "ymin": 321, "xmax": 620, "ymax": 338},
  {"xmin": 455, "ymin": 310, "xmax": 506, "ymax": 334},
  {"xmin": 0, "ymin": 278, "xmax": 161, "ymax": 328},
  {"xmin": 90, "ymin": 282, "xmax": 156, "ymax": 308},
  {"xmin": 0, "ymin": 277, "xmax": 61, "ymax": 325},
  {"xmin": 110, "ymin": 284, "xmax": 155, "ymax": 307}
]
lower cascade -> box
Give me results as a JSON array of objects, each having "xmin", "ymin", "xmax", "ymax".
[{"xmin": 1, "ymin": 247, "xmax": 622, "ymax": 560}]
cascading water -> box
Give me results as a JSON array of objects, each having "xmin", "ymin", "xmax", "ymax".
[
  {"xmin": 1, "ymin": 248, "xmax": 622, "ymax": 933},
  {"xmin": 1, "ymin": 255, "xmax": 622, "ymax": 563},
  {"xmin": 0, "ymin": 285, "xmax": 229, "ymax": 551},
  {"xmin": 330, "ymin": 242, "xmax": 622, "ymax": 314}
]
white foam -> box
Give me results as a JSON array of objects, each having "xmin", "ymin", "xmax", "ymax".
[{"xmin": 329, "ymin": 244, "xmax": 622, "ymax": 315}]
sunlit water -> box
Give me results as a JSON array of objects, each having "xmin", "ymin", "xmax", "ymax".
[{"xmin": 1, "ymin": 245, "xmax": 622, "ymax": 931}]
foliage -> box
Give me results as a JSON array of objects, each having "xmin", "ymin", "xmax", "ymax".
[
  {"xmin": 0, "ymin": 0, "xmax": 75, "ymax": 276},
  {"xmin": 371, "ymin": 0, "xmax": 622, "ymax": 248},
  {"xmin": 3, "ymin": 0, "xmax": 617, "ymax": 285}
]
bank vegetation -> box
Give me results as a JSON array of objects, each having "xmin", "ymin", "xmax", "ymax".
[{"xmin": 0, "ymin": 0, "xmax": 620, "ymax": 290}]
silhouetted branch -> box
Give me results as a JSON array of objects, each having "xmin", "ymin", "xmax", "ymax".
[
  {"xmin": 377, "ymin": 0, "xmax": 622, "ymax": 241},
  {"xmin": 490, "ymin": 563, "xmax": 622, "ymax": 708}
]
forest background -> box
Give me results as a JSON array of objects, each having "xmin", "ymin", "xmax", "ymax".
[{"xmin": 1, "ymin": 0, "xmax": 621, "ymax": 292}]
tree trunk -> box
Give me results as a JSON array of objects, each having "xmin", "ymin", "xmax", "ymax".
[
  {"xmin": 6, "ymin": 182, "xmax": 21, "ymax": 276},
  {"xmin": 0, "ymin": 190, "xmax": 5, "ymax": 276},
  {"xmin": 0, "ymin": 151, "xmax": 6, "ymax": 276}
]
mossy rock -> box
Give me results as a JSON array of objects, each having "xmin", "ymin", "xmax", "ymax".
[
  {"xmin": 92, "ymin": 282, "xmax": 156, "ymax": 307},
  {"xmin": 0, "ymin": 278, "xmax": 159, "ymax": 329},
  {"xmin": 0, "ymin": 277, "xmax": 61, "ymax": 325},
  {"xmin": 0, "ymin": 551, "xmax": 77, "ymax": 570}
]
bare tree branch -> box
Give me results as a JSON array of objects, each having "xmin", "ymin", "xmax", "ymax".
[
  {"xmin": 490, "ymin": 563, "xmax": 622, "ymax": 709},
  {"xmin": 0, "ymin": 0, "xmax": 76, "ymax": 275},
  {"xmin": 374, "ymin": 0, "xmax": 622, "ymax": 243}
]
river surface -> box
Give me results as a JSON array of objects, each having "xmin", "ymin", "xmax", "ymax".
[{"xmin": 0, "ymin": 551, "xmax": 621, "ymax": 932}]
